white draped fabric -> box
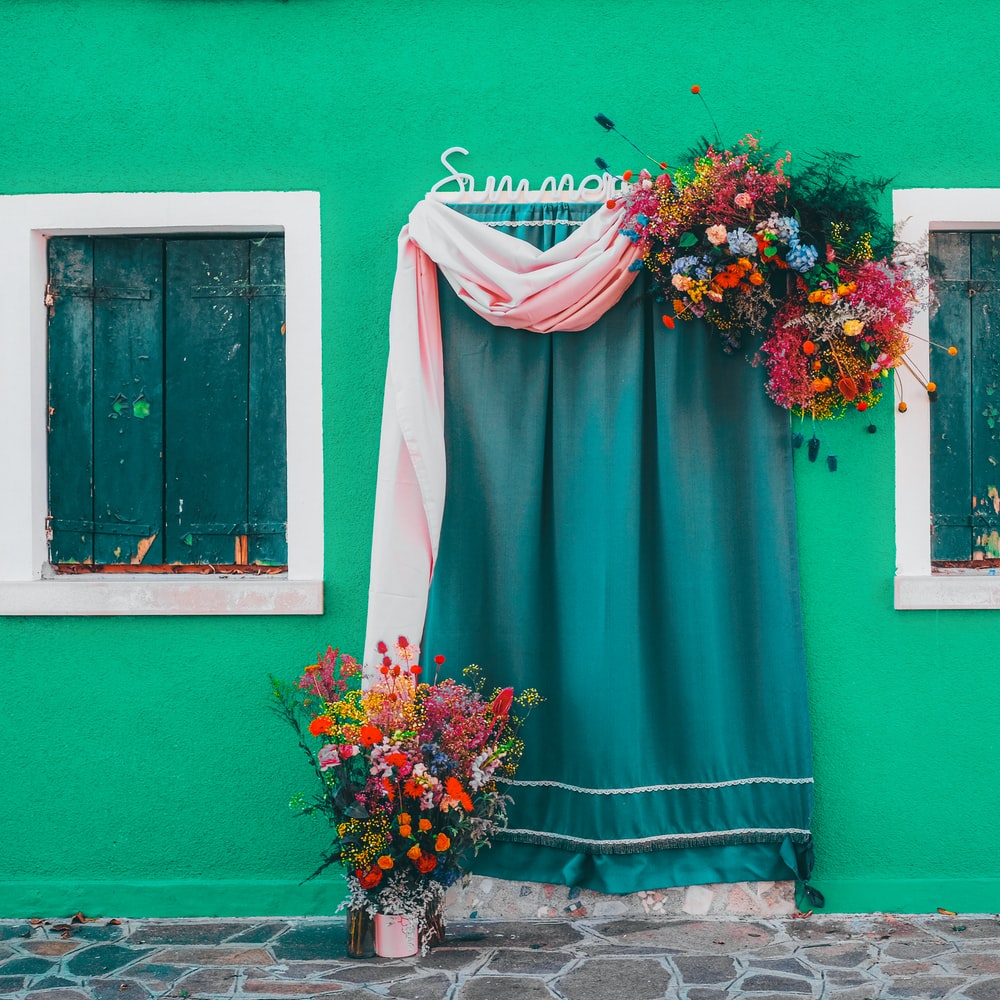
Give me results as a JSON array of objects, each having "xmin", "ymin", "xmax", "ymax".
[{"xmin": 363, "ymin": 198, "xmax": 640, "ymax": 665}]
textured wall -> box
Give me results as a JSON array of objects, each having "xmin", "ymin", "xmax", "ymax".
[{"xmin": 1, "ymin": 0, "xmax": 998, "ymax": 915}]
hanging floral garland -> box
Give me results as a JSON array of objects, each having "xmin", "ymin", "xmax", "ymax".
[{"xmin": 599, "ymin": 98, "xmax": 944, "ymax": 420}]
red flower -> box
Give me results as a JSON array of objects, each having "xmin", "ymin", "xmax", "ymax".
[
  {"xmin": 308, "ymin": 716, "xmax": 333, "ymax": 736},
  {"xmin": 414, "ymin": 851, "xmax": 438, "ymax": 874},
  {"xmin": 359, "ymin": 724, "xmax": 384, "ymax": 747},
  {"xmin": 385, "ymin": 752, "xmax": 408, "ymax": 769},
  {"xmin": 662, "ymin": 315, "xmax": 675, "ymax": 329},
  {"xmin": 490, "ymin": 687, "xmax": 514, "ymax": 720},
  {"xmin": 434, "ymin": 655, "xmax": 445, "ymax": 665},
  {"xmin": 377, "ymin": 641, "xmax": 388, "ymax": 654},
  {"xmin": 356, "ymin": 866, "xmax": 383, "ymax": 889},
  {"xmin": 398, "ymin": 635, "xmax": 409, "ymax": 646}
]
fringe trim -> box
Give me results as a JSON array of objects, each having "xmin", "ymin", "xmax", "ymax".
[
  {"xmin": 500, "ymin": 776, "xmax": 814, "ymax": 796},
  {"xmin": 495, "ymin": 826, "xmax": 812, "ymax": 855}
]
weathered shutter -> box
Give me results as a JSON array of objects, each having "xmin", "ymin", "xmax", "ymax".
[
  {"xmin": 930, "ymin": 231, "xmax": 1000, "ymax": 561},
  {"xmin": 48, "ymin": 235, "xmax": 286, "ymax": 569},
  {"xmin": 48, "ymin": 237, "xmax": 96, "ymax": 563},
  {"xmin": 48, "ymin": 237, "xmax": 164, "ymax": 565},
  {"xmin": 247, "ymin": 236, "xmax": 288, "ymax": 565}
]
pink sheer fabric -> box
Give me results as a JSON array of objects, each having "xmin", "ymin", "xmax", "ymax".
[{"xmin": 364, "ymin": 198, "xmax": 640, "ymax": 666}]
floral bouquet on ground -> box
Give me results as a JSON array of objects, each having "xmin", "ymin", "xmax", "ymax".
[{"xmin": 270, "ymin": 637, "xmax": 541, "ymax": 942}]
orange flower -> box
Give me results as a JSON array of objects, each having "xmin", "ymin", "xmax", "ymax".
[
  {"xmin": 308, "ymin": 716, "xmax": 333, "ymax": 736},
  {"xmin": 802, "ymin": 340, "xmax": 816, "ymax": 355},
  {"xmin": 398, "ymin": 825, "xmax": 412, "ymax": 838},
  {"xmin": 385, "ymin": 752, "xmax": 408, "ymax": 768},
  {"xmin": 444, "ymin": 777, "xmax": 473, "ymax": 811},
  {"xmin": 418, "ymin": 818, "xmax": 432, "ymax": 832},
  {"xmin": 398, "ymin": 812, "xmax": 411, "ymax": 825},
  {"xmin": 407, "ymin": 844, "xmax": 422, "ymax": 861},
  {"xmin": 403, "ymin": 779, "xmax": 423, "ymax": 799},
  {"xmin": 435, "ymin": 833, "xmax": 451, "ymax": 852},
  {"xmin": 359, "ymin": 724, "xmax": 384, "ymax": 747},
  {"xmin": 748, "ymin": 271, "xmax": 764, "ymax": 286},
  {"xmin": 377, "ymin": 855, "xmax": 394, "ymax": 870}
]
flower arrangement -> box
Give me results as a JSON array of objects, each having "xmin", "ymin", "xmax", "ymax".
[
  {"xmin": 604, "ymin": 108, "xmax": 938, "ymax": 420},
  {"xmin": 270, "ymin": 638, "xmax": 541, "ymax": 934}
]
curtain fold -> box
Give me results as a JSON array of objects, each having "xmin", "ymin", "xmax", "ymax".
[
  {"xmin": 365, "ymin": 198, "xmax": 640, "ymax": 657},
  {"xmin": 418, "ymin": 202, "xmax": 813, "ymax": 893}
]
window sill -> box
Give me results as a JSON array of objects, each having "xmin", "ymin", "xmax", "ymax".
[
  {"xmin": 0, "ymin": 576, "xmax": 323, "ymax": 615},
  {"xmin": 895, "ymin": 574, "xmax": 1000, "ymax": 610}
]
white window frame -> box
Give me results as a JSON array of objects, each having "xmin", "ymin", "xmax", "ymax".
[
  {"xmin": 894, "ymin": 188, "xmax": 1000, "ymax": 609},
  {"xmin": 0, "ymin": 191, "xmax": 324, "ymax": 615}
]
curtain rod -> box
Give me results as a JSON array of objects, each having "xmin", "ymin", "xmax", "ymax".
[{"xmin": 427, "ymin": 147, "xmax": 624, "ymax": 204}]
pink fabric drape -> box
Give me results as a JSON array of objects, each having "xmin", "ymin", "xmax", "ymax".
[{"xmin": 364, "ymin": 198, "xmax": 640, "ymax": 667}]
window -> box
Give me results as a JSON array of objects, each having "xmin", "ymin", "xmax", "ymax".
[
  {"xmin": 47, "ymin": 234, "xmax": 287, "ymax": 571},
  {"xmin": 0, "ymin": 191, "xmax": 323, "ymax": 614},
  {"xmin": 894, "ymin": 189, "xmax": 1000, "ymax": 608},
  {"xmin": 927, "ymin": 231, "xmax": 1000, "ymax": 565}
]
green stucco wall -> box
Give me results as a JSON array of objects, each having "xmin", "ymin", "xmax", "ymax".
[{"xmin": 1, "ymin": 0, "xmax": 998, "ymax": 916}]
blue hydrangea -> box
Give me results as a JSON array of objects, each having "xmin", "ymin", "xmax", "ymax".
[
  {"xmin": 671, "ymin": 255, "xmax": 700, "ymax": 275},
  {"xmin": 726, "ymin": 228, "xmax": 758, "ymax": 256},
  {"xmin": 786, "ymin": 243, "xmax": 819, "ymax": 273},
  {"xmin": 635, "ymin": 213, "xmax": 649, "ymax": 227},
  {"xmin": 628, "ymin": 259, "xmax": 644, "ymax": 272}
]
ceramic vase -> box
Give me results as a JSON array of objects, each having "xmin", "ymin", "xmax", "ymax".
[{"xmin": 374, "ymin": 913, "xmax": 419, "ymax": 958}]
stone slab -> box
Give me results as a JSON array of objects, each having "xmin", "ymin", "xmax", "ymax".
[
  {"xmin": 556, "ymin": 957, "xmax": 672, "ymax": 1000},
  {"xmin": 385, "ymin": 973, "xmax": 453, "ymax": 1000},
  {"xmin": 150, "ymin": 946, "xmax": 273, "ymax": 965},
  {"xmin": 456, "ymin": 977, "xmax": 558, "ymax": 999},
  {"xmin": 270, "ymin": 923, "xmax": 349, "ymax": 961},
  {"xmin": 65, "ymin": 943, "xmax": 153, "ymax": 976},
  {"xmin": 486, "ymin": 948, "xmax": 573, "ymax": 975},
  {"xmin": 671, "ymin": 954, "xmax": 738, "ymax": 984},
  {"xmin": 128, "ymin": 921, "xmax": 256, "ymax": 945}
]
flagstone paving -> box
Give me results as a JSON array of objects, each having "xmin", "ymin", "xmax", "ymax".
[{"xmin": 2, "ymin": 913, "xmax": 1000, "ymax": 999}]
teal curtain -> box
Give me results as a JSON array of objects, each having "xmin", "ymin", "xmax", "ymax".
[{"xmin": 423, "ymin": 202, "xmax": 813, "ymax": 894}]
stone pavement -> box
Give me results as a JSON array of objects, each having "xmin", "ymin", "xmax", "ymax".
[{"xmin": 4, "ymin": 913, "xmax": 1000, "ymax": 1000}]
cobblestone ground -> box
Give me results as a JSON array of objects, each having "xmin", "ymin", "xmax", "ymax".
[{"xmin": 3, "ymin": 913, "xmax": 1000, "ymax": 1000}]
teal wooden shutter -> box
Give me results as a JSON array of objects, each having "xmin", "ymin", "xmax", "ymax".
[
  {"xmin": 930, "ymin": 231, "xmax": 1000, "ymax": 561},
  {"xmin": 248, "ymin": 236, "xmax": 288, "ymax": 565},
  {"xmin": 47, "ymin": 236, "xmax": 164, "ymax": 565},
  {"xmin": 47, "ymin": 235, "xmax": 287, "ymax": 569},
  {"xmin": 48, "ymin": 236, "xmax": 95, "ymax": 563}
]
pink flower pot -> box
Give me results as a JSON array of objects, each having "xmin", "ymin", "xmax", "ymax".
[{"xmin": 374, "ymin": 913, "xmax": 419, "ymax": 958}]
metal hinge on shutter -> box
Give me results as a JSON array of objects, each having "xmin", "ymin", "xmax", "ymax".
[{"xmin": 45, "ymin": 282, "xmax": 152, "ymax": 316}]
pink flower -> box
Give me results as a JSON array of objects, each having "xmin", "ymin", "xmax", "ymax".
[
  {"xmin": 734, "ymin": 193, "xmax": 753, "ymax": 209},
  {"xmin": 672, "ymin": 274, "xmax": 693, "ymax": 292},
  {"xmin": 318, "ymin": 744, "xmax": 341, "ymax": 771},
  {"xmin": 706, "ymin": 224, "xmax": 728, "ymax": 245}
]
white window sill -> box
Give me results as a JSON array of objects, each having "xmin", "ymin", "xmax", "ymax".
[
  {"xmin": 895, "ymin": 574, "xmax": 1000, "ymax": 610},
  {"xmin": 0, "ymin": 576, "xmax": 323, "ymax": 615}
]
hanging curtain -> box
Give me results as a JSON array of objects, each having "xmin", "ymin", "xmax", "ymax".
[{"xmin": 369, "ymin": 199, "xmax": 814, "ymax": 894}]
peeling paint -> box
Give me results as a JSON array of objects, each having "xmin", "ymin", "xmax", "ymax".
[{"xmin": 131, "ymin": 533, "xmax": 158, "ymax": 565}]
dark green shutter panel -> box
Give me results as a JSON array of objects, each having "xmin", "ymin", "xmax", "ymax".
[
  {"xmin": 248, "ymin": 236, "xmax": 288, "ymax": 565},
  {"xmin": 93, "ymin": 238, "xmax": 165, "ymax": 564},
  {"xmin": 47, "ymin": 237, "xmax": 96, "ymax": 563},
  {"xmin": 930, "ymin": 231, "xmax": 1000, "ymax": 561},
  {"xmin": 165, "ymin": 239, "xmax": 251, "ymax": 564},
  {"xmin": 48, "ymin": 237, "xmax": 164, "ymax": 565},
  {"xmin": 49, "ymin": 235, "xmax": 286, "ymax": 569}
]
